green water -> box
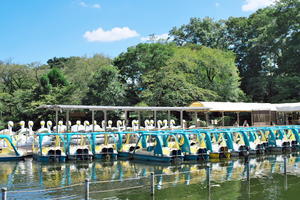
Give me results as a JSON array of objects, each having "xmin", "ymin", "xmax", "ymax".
[{"xmin": 0, "ymin": 154, "xmax": 300, "ymax": 200}]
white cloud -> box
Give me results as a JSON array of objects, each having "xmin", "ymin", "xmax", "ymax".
[
  {"xmin": 242, "ymin": 0, "xmax": 276, "ymax": 12},
  {"xmin": 84, "ymin": 27, "xmax": 139, "ymax": 42},
  {"xmin": 215, "ymin": 2, "xmax": 220, "ymax": 7},
  {"xmin": 79, "ymin": 1, "xmax": 88, "ymax": 7},
  {"xmin": 79, "ymin": 1, "xmax": 100, "ymax": 9},
  {"xmin": 92, "ymin": 4, "xmax": 101, "ymax": 8},
  {"xmin": 141, "ymin": 33, "xmax": 169, "ymax": 42}
]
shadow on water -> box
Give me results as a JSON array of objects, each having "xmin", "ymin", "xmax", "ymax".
[{"xmin": 0, "ymin": 154, "xmax": 300, "ymax": 199}]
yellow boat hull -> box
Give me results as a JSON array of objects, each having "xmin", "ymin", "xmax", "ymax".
[{"xmin": 209, "ymin": 152, "xmax": 231, "ymax": 159}]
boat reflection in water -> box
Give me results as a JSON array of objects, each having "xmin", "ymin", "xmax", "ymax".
[{"xmin": 0, "ymin": 154, "xmax": 300, "ymax": 200}]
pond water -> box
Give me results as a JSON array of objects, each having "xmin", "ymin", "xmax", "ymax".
[{"xmin": 0, "ymin": 154, "xmax": 300, "ymax": 200}]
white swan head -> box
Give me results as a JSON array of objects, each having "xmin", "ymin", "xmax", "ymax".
[
  {"xmin": 163, "ymin": 119, "xmax": 168, "ymax": 124},
  {"xmin": 170, "ymin": 119, "xmax": 175, "ymax": 125},
  {"xmin": 144, "ymin": 119, "xmax": 150, "ymax": 126},
  {"xmin": 67, "ymin": 121, "xmax": 72, "ymax": 126},
  {"xmin": 132, "ymin": 120, "xmax": 138, "ymax": 126},
  {"xmin": 84, "ymin": 121, "xmax": 90, "ymax": 126},
  {"xmin": 28, "ymin": 121, "xmax": 34, "ymax": 127},
  {"xmin": 47, "ymin": 121, "xmax": 53, "ymax": 126},
  {"xmin": 108, "ymin": 120, "xmax": 113, "ymax": 125},
  {"xmin": 40, "ymin": 121, "xmax": 45, "ymax": 126},
  {"xmin": 93, "ymin": 120, "xmax": 97, "ymax": 125},
  {"xmin": 76, "ymin": 120, "xmax": 81, "ymax": 125},
  {"xmin": 8, "ymin": 121, "xmax": 14, "ymax": 128},
  {"xmin": 58, "ymin": 120, "xmax": 63, "ymax": 125},
  {"xmin": 150, "ymin": 120, "xmax": 154, "ymax": 125},
  {"xmin": 117, "ymin": 120, "xmax": 122, "ymax": 126},
  {"xmin": 19, "ymin": 121, "xmax": 25, "ymax": 128}
]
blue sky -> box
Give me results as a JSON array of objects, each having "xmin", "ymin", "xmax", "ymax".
[{"xmin": 0, "ymin": 0, "xmax": 275, "ymax": 64}]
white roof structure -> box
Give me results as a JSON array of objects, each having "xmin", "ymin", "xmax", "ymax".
[
  {"xmin": 190, "ymin": 101, "xmax": 300, "ymax": 112},
  {"xmin": 275, "ymin": 103, "xmax": 300, "ymax": 112},
  {"xmin": 39, "ymin": 105, "xmax": 210, "ymax": 112},
  {"xmin": 39, "ymin": 102, "xmax": 300, "ymax": 113}
]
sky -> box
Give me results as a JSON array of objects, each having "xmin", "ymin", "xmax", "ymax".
[{"xmin": 0, "ymin": 0, "xmax": 276, "ymax": 64}]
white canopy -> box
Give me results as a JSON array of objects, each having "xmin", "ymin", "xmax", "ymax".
[
  {"xmin": 275, "ymin": 103, "xmax": 300, "ymax": 112},
  {"xmin": 39, "ymin": 105, "xmax": 210, "ymax": 112},
  {"xmin": 189, "ymin": 101, "xmax": 298, "ymax": 112}
]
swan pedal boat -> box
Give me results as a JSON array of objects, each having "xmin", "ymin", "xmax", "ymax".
[
  {"xmin": 66, "ymin": 133, "xmax": 93, "ymax": 161},
  {"xmin": 33, "ymin": 133, "xmax": 67, "ymax": 162},
  {"xmin": 207, "ymin": 132, "xmax": 231, "ymax": 160},
  {"xmin": 117, "ymin": 132, "xmax": 141, "ymax": 158},
  {"xmin": 174, "ymin": 131, "xmax": 209, "ymax": 161},
  {"xmin": 91, "ymin": 132, "xmax": 118, "ymax": 160},
  {"xmin": 0, "ymin": 135, "xmax": 25, "ymax": 161},
  {"xmin": 131, "ymin": 133, "xmax": 184, "ymax": 163},
  {"xmin": 263, "ymin": 129, "xmax": 292, "ymax": 153}
]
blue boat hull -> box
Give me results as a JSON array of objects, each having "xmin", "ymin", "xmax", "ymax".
[
  {"xmin": 184, "ymin": 154, "xmax": 209, "ymax": 161},
  {"xmin": 0, "ymin": 156, "xmax": 24, "ymax": 162},
  {"xmin": 118, "ymin": 152, "xmax": 132, "ymax": 158},
  {"xmin": 33, "ymin": 154, "xmax": 66, "ymax": 162},
  {"xmin": 68, "ymin": 154, "xmax": 93, "ymax": 160},
  {"xmin": 132, "ymin": 153, "xmax": 183, "ymax": 163},
  {"xmin": 94, "ymin": 153, "xmax": 117, "ymax": 160}
]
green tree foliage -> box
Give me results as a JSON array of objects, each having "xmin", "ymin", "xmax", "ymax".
[
  {"xmin": 47, "ymin": 57, "xmax": 69, "ymax": 69},
  {"xmin": 141, "ymin": 66, "xmax": 218, "ymax": 106},
  {"xmin": 115, "ymin": 43, "xmax": 244, "ymax": 106},
  {"xmin": 170, "ymin": 17, "xmax": 228, "ymax": 49},
  {"xmin": 83, "ymin": 65, "xmax": 125, "ymax": 106},
  {"xmin": 47, "ymin": 68, "xmax": 68, "ymax": 87},
  {"xmin": 169, "ymin": 45, "xmax": 244, "ymax": 101},
  {"xmin": 113, "ymin": 43, "xmax": 175, "ymax": 104},
  {"xmin": 169, "ymin": 0, "xmax": 300, "ymax": 102}
]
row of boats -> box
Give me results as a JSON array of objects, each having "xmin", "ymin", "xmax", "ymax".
[{"xmin": 1, "ymin": 122, "xmax": 300, "ymax": 162}]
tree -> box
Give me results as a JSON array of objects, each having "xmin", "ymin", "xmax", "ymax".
[
  {"xmin": 165, "ymin": 45, "xmax": 245, "ymax": 102},
  {"xmin": 141, "ymin": 66, "xmax": 218, "ymax": 106},
  {"xmin": 113, "ymin": 43, "xmax": 175, "ymax": 104},
  {"xmin": 170, "ymin": 17, "xmax": 228, "ymax": 49},
  {"xmin": 169, "ymin": 0, "xmax": 300, "ymax": 102},
  {"xmin": 83, "ymin": 65, "xmax": 125, "ymax": 106}
]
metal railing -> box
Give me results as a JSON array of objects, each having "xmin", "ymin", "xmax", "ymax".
[{"xmin": 1, "ymin": 156, "xmax": 289, "ymax": 200}]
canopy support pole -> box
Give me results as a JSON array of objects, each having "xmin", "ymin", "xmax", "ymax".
[
  {"xmin": 104, "ymin": 110, "xmax": 107, "ymax": 131},
  {"xmin": 55, "ymin": 110, "xmax": 58, "ymax": 133},
  {"xmin": 251, "ymin": 111, "xmax": 254, "ymax": 126},
  {"xmin": 154, "ymin": 111, "xmax": 157, "ymax": 128},
  {"xmin": 285, "ymin": 112, "xmax": 288, "ymax": 125},
  {"xmin": 205, "ymin": 112, "xmax": 209, "ymax": 127},
  {"xmin": 92, "ymin": 110, "xmax": 95, "ymax": 132},
  {"xmin": 138, "ymin": 111, "xmax": 141, "ymax": 130},
  {"xmin": 222, "ymin": 112, "xmax": 225, "ymax": 127},
  {"xmin": 237, "ymin": 112, "xmax": 240, "ymax": 127},
  {"xmin": 194, "ymin": 112, "xmax": 197, "ymax": 127},
  {"xmin": 66, "ymin": 111, "xmax": 69, "ymax": 132},
  {"xmin": 180, "ymin": 110, "xmax": 183, "ymax": 129},
  {"xmin": 168, "ymin": 110, "xmax": 171, "ymax": 128},
  {"xmin": 124, "ymin": 111, "xmax": 128, "ymax": 130}
]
